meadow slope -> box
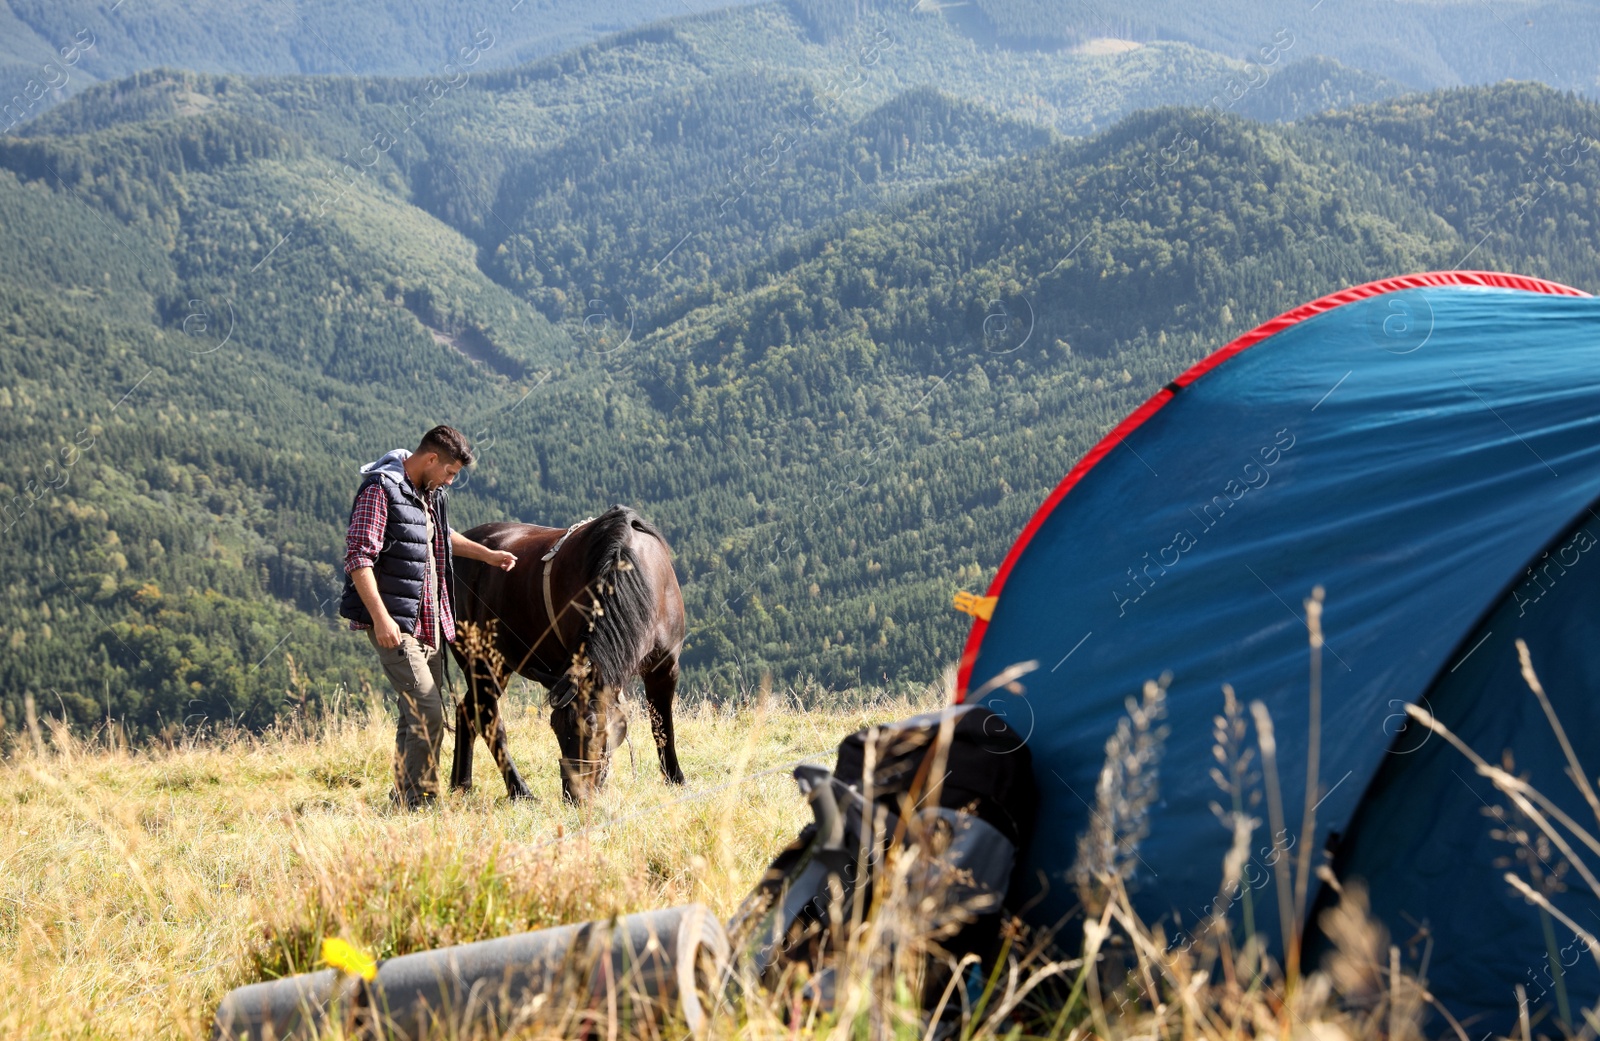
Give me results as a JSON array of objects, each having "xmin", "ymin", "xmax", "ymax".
[{"xmin": 1, "ymin": 681, "xmax": 932, "ymax": 1039}]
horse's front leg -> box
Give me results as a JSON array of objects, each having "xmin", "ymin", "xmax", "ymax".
[
  {"xmin": 642, "ymin": 655, "xmax": 685, "ymax": 785},
  {"xmin": 548, "ymin": 676, "xmax": 587, "ymax": 803}
]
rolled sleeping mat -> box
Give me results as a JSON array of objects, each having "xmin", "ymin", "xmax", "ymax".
[
  {"xmin": 371, "ymin": 903, "xmax": 728, "ymax": 1040},
  {"xmin": 211, "ymin": 969, "xmax": 363, "ymax": 1041},
  {"xmin": 212, "ymin": 904, "xmax": 729, "ymax": 1041}
]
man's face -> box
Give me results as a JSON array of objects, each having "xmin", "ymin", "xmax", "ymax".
[{"xmin": 417, "ymin": 452, "xmax": 465, "ymax": 492}]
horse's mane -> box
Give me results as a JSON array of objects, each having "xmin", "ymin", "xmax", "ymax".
[{"xmin": 577, "ymin": 504, "xmax": 661, "ymax": 689}]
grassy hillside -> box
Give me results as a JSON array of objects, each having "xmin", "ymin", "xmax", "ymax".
[
  {"xmin": 13, "ymin": 0, "xmax": 1402, "ymax": 144},
  {"xmin": 9, "ymin": 0, "xmax": 1597, "ymax": 128},
  {"xmin": 13, "ymin": 4, "xmax": 1404, "ymax": 322},
  {"xmin": 4, "ymin": 677, "xmax": 1534, "ymax": 1040},
  {"xmin": 0, "ymin": 685, "xmax": 926, "ymax": 1038},
  {"xmin": 9, "ymin": 0, "xmax": 1587, "ymax": 139}
]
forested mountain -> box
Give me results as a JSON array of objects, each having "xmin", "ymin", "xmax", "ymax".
[
  {"xmin": 13, "ymin": 0, "xmax": 1409, "ymax": 334},
  {"xmin": 8, "ymin": 0, "xmax": 1599, "ymax": 125},
  {"xmin": 1, "ymin": 0, "xmax": 770, "ymax": 119},
  {"xmin": 968, "ymin": 0, "xmax": 1600, "ymax": 95},
  {"xmin": 1, "ymin": 0, "xmax": 1597, "ymax": 739}
]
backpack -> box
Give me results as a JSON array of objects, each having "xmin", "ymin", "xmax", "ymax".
[{"xmin": 730, "ymin": 703, "xmax": 1039, "ymax": 1023}]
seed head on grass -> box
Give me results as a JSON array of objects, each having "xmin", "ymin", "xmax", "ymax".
[{"xmin": 1071, "ymin": 675, "xmax": 1170, "ymax": 918}]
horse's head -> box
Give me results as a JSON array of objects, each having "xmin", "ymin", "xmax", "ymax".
[
  {"xmin": 549, "ymin": 669, "xmax": 628, "ymax": 804},
  {"xmin": 541, "ymin": 505, "xmax": 677, "ymax": 803}
]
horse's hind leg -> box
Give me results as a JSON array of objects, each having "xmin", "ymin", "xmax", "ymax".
[
  {"xmin": 450, "ymin": 697, "xmax": 475, "ymax": 792},
  {"xmin": 484, "ymin": 696, "xmax": 531, "ymax": 801},
  {"xmin": 470, "ymin": 680, "xmax": 530, "ymax": 802},
  {"xmin": 642, "ymin": 655, "xmax": 685, "ymax": 785},
  {"xmin": 458, "ymin": 654, "xmax": 530, "ymax": 801},
  {"xmin": 451, "ymin": 654, "xmax": 491, "ymax": 793}
]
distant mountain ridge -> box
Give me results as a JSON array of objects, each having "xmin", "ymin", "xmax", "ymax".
[
  {"xmin": 966, "ymin": 0, "xmax": 1600, "ymax": 93},
  {"xmin": 0, "ymin": 0, "xmax": 765, "ymax": 119},
  {"xmin": 9, "ymin": 0, "xmax": 1597, "ymax": 136}
]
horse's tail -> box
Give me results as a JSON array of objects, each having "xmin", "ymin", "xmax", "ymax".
[{"xmin": 577, "ymin": 504, "xmax": 663, "ymax": 689}]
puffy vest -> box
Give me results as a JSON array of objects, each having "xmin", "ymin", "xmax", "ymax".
[{"xmin": 338, "ymin": 469, "xmax": 453, "ymax": 634}]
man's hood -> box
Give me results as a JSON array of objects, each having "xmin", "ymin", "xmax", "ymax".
[
  {"xmin": 360, "ymin": 449, "xmax": 423, "ymax": 500},
  {"xmin": 361, "ymin": 448, "xmax": 411, "ymax": 479},
  {"xmin": 360, "ymin": 448, "xmax": 443, "ymax": 504}
]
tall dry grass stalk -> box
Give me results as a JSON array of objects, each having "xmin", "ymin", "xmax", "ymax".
[
  {"xmin": 1288, "ymin": 586, "xmax": 1326, "ymax": 987},
  {"xmin": 1206, "ymin": 683, "xmax": 1259, "ymax": 970},
  {"xmin": 1073, "ymin": 676, "xmax": 1169, "ymax": 911}
]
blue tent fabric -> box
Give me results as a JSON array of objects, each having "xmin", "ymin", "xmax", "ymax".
[
  {"xmin": 957, "ymin": 273, "xmax": 1600, "ymax": 1025},
  {"xmin": 1305, "ymin": 502, "xmax": 1600, "ymax": 1023}
]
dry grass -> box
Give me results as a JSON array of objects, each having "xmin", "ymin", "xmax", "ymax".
[
  {"xmin": 0, "ymin": 682, "xmax": 928, "ymax": 1040},
  {"xmin": 7, "ymin": 630, "xmax": 1591, "ymax": 1041}
]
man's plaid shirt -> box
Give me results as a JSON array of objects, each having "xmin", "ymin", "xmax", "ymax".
[{"xmin": 343, "ymin": 478, "xmax": 456, "ymax": 648}]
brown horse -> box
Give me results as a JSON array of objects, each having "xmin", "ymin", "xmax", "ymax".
[{"xmin": 447, "ymin": 504, "xmax": 686, "ymax": 803}]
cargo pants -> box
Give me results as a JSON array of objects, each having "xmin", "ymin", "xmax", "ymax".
[{"xmin": 366, "ymin": 629, "xmax": 446, "ymax": 808}]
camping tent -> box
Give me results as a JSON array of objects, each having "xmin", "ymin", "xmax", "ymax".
[{"xmin": 955, "ymin": 271, "xmax": 1600, "ymax": 1026}]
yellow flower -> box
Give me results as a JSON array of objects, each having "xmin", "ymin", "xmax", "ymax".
[{"xmin": 320, "ymin": 937, "xmax": 377, "ymax": 981}]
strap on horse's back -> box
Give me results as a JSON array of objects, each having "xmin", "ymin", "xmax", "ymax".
[{"xmin": 541, "ymin": 516, "xmax": 595, "ymax": 653}]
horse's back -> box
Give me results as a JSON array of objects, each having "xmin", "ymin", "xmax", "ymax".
[
  {"xmin": 461, "ymin": 520, "xmax": 563, "ymax": 555},
  {"xmin": 452, "ymin": 522, "xmax": 556, "ymax": 631},
  {"xmin": 457, "ymin": 509, "xmax": 684, "ymax": 665}
]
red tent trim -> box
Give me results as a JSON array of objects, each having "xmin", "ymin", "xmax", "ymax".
[{"xmin": 954, "ymin": 270, "xmax": 1589, "ymax": 699}]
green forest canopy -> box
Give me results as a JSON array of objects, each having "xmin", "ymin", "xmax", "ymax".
[{"xmin": 1, "ymin": 0, "xmax": 1597, "ymax": 739}]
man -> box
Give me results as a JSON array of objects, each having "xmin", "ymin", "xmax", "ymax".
[{"xmin": 339, "ymin": 425, "xmax": 517, "ymax": 808}]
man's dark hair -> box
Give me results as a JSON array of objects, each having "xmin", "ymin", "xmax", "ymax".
[{"xmin": 417, "ymin": 424, "xmax": 475, "ymax": 466}]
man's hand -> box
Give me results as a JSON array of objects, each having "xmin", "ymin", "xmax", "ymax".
[
  {"xmin": 351, "ymin": 567, "xmax": 403, "ymax": 647},
  {"xmin": 450, "ymin": 530, "xmax": 517, "ymax": 571},
  {"xmin": 373, "ymin": 613, "xmax": 403, "ymax": 649}
]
